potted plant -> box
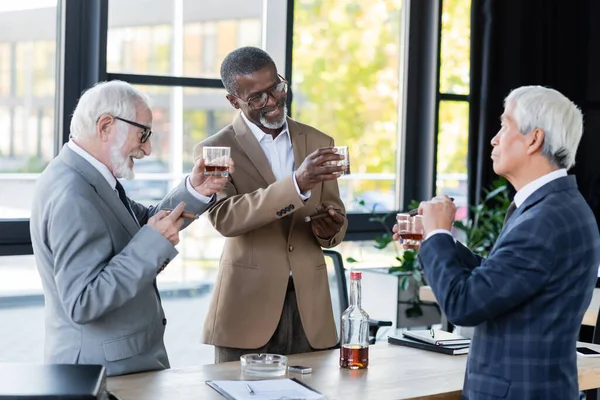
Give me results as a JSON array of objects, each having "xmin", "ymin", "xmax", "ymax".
[
  {"xmin": 453, "ymin": 178, "xmax": 511, "ymax": 257},
  {"xmin": 347, "ymin": 200, "xmax": 431, "ymax": 325},
  {"xmin": 347, "ymin": 179, "xmax": 511, "ymax": 328}
]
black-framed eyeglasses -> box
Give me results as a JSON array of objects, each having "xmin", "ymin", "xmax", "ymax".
[
  {"xmin": 113, "ymin": 116, "xmax": 153, "ymax": 143},
  {"xmin": 230, "ymin": 74, "xmax": 288, "ymax": 110}
]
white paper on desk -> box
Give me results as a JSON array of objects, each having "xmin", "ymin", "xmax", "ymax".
[{"xmin": 206, "ymin": 378, "xmax": 325, "ymax": 400}]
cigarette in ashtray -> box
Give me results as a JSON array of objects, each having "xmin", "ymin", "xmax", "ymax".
[
  {"xmin": 304, "ymin": 208, "xmax": 343, "ymax": 222},
  {"xmin": 163, "ymin": 209, "xmax": 199, "ymax": 220}
]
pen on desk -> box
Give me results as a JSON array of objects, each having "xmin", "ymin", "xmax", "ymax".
[
  {"xmin": 245, "ymin": 383, "xmax": 255, "ymax": 395},
  {"xmin": 430, "ymin": 328, "xmax": 435, "ymax": 338},
  {"xmin": 162, "ymin": 209, "xmax": 200, "ymax": 220},
  {"xmin": 408, "ymin": 197, "xmax": 455, "ymax": 217},
  {"xmin": 304, "ymin": 208, "xmax": 344, "ymax": 223}
]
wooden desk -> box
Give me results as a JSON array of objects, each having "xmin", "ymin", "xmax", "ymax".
[
  {"xmin": 420, "ymin": 286, "xmax": 600, "ymax": 327},
  {"xmin": 107, "ymin": 342, "xmax": 600, "ymax": 400}
]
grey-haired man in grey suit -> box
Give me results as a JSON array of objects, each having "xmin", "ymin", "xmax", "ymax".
[{"xmin": 30, "ymin": 80, "xmax": 231, "ymax": 376}]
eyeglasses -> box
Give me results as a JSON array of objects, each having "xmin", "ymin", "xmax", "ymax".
[
  {"xmin": 113, "ymin": 116, "xmax": 153, "ymax": 143},
  {"xmin": 230, "ymin": 74, "xmax": 288, "ymax": 110}
]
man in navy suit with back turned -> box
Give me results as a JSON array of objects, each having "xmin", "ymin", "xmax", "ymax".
[{"xmin": 396, "ymin": 86, "xmax": 600, "ymax": 399}]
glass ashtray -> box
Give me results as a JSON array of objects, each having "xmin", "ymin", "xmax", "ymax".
[{"xmin": 240, "ymin": 353, "xmax": 288, "ymax": 377}]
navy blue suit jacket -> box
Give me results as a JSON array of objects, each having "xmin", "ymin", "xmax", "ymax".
[{"xmin": 419, "ymin": 176, "xmax": 600, "ymax": 399}]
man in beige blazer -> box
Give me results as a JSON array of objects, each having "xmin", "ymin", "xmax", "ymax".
[{"xmin": 198, "ymin": 47, "xmax": 348, "ymax": 362}]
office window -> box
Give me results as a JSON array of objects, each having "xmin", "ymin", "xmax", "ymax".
[
  {"xmin": 0, "ymin": 0, "xmax": 57, "ymax": 364},
  {"xmin": 0, "ymin": 4, "xmax": 57, "ymax": 219},
  {"xmin": 436, "ymin": 0, "xmax": 471, "ymax": 219},
  {"xmin": 107, "ymin": 0, "xmax": 262, "ymax": 78},
  {"xmin": 292, "ymin": 0, "xmax": 403, "ymax": 213}
]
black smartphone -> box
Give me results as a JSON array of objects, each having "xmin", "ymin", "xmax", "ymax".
[
  {"xmin": 576, "ymin": 346, "xmax": 600, "ymax": 357},
  {"xmin": 288, "ymin": 365, "xmax": 312, "ymax": 374}
]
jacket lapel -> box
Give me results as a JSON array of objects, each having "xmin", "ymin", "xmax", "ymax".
[
  {"xmin": 59, "ymin": 145, "xmax": 140, "ymax": 237},
  {"xmin": 233, "ymin": 113, "xmax": 277, "ymax": 185},
  {"xmin": 287, "ymin": 118, "xmax": 307, "ymax": 233},
  {"xmin": 495, "ymin": 175, "xmax": 576, "ymax": 248},
  {"xmin": 288, "ymin": 118, "xmax": 307, "ymax": 171}
]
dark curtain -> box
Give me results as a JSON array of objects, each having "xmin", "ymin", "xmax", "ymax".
[{"xmin": 468, "ymin": 0, "xmax": 593, "ymax": 207}]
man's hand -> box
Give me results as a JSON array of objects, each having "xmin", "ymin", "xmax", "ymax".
[
  {"xmin": 148, "ymin": 201, "xmax": 186, "ymax": 245},
  {"xmin": 310, "ymin": 204, "xmax": 345, "ymax": 239},
  {"xmin": 295, "ymin": 147, "xmax": 347, "ymax": 193},
  {"xmin": 190, "ymin": 158, "xmax": 234, "ymax": 196},
  {"xmin": 418, "ymin": 195, "xmax": 456, "ymax": 237}
]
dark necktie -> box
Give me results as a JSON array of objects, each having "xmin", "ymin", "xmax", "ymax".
[
  {"xmin": 504, "ymin": 201, "xmax": 517, "ymax": 225},
  {"xmin": 115, "ymin": 180, "xmax": 136, "ymax": 222}
]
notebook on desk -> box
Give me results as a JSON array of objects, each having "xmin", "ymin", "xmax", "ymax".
[
  {"xmin": 388, "ymin": 335, "xmax": 470, "ymax": 355},
  {"xmin": 403, "ymin": 329, "xmax": 471, "ymax": 346},
  {"xmin": 206, "ymin": 378, "xmax": 325, "ymax": 400}
]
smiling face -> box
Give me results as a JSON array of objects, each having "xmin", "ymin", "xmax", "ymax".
[
  {"xmin": 226, "ymin": 64, "xmax": 287, "ymax": 131},
  {"xmin": 106, "ymin": 103, "xmax": 153, "ymax": 179}
]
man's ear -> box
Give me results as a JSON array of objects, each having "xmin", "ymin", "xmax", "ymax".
[
  {"xmin": 526, "ymin": 128, "xmax": 545, "ymax": 155},
  {"xmin": 226, "ymin": 95, "xmax": 240, "ymax": 110},
  {"xmin": 96, "ymin": 114, "xmax": 113, "ymax": 142}
]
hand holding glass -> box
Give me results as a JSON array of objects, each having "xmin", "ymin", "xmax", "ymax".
[
  {"xmin": 203, "ymin": 146, "xmax": 231, "ymax": 177},
  {"xmin": 327, "ymin": 146, "xmax": 350, "ymax": 175},
  {"xmin": 396, "ymin": 213, "xmax": 424, "ymax": 250}
]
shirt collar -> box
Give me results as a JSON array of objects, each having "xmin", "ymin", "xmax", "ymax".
[
  {"xmin": 67, "ymin": 140, "xmax": 117, "ymax": 190},
  {"xmin": 514, "ymin": 168, "xmax": 568, "ymax": 208},
  {"xmin": 240, "ymin": 111, "xmax": 290, "ymax": 145}
]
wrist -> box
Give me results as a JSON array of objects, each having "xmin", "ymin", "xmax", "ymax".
[{"xmin": 295, "ymin": 175, "xmax": 308, "ymax": 193}]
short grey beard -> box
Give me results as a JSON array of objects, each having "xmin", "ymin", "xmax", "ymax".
[{"xmin": 259, "ymin": 104, "xmax": 288, "ymax": 129}]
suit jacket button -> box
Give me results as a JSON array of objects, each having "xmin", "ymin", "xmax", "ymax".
[
  {"xmin": 162, "ymin": 318, "xmax": 167, "ymax": 325},
  {"xmin": 288, "ymin": 245, "xmax": 294, "ymax": 252},
  {"xmin": 289, "ymin": 204, "xmax": 295, "ymax": 210},
  {"xmin": 276, "ymin": 211, "xmax": 282, "ymax": 216}
]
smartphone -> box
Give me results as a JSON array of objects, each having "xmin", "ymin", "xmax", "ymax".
[
  {"xmin": 288, "ymin": 365, "xmax": 312, "ymax": 374},
  {"xmin": 576, "ymin": 346, "xmax": 600, "ymax": 357}
]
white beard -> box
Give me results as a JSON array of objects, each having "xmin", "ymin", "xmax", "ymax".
[
  {"xmin": 259, "ymin": 104, "xmax": 288, "ymax": 129},
  {"xmin": 109, "ymin": 127, "xmax": 143, "ymax": 180}
]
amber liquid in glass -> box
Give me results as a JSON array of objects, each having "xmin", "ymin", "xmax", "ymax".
[
  {"xmin": 399, "ymin": 232, "xmax": 423, "ymax": 241},
  {"xmin": 340, "ymin": 344, "xmax": 369, "ymax": 369},
  {"xmin": 204, "ymin": 165, "xmax": 229, "ymax": 177}
]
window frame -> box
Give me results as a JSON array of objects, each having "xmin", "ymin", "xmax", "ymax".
[{"xmin": 0, "ymin": 0, "xmax": 446, "ymax": 253}]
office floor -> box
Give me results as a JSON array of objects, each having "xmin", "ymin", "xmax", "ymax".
[{"xmin": 0, "ymin": 296, "xmax": 216, "ymax": 367}]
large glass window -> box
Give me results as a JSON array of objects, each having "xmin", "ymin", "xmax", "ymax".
[
  {"xmin": 107, "ymin": 0, "xmax": 262, "ymax": 78},
  {"xmin": 0, "ymin": 2, "xmax": 57, "ymax": 219},
  {"xmin": 292, "ymin": 0, "xmax": 403, "ymax": 213},
  {"xmin": 104, "ymin": 1, "xmax": 273, "ymax": 367},
  {"xmin": 120, "ymin": 86, "xmax": 237, "ymax": 290},
  {"xmin": 436, "ymin": 0, "xmax": 471, "ymax": 220}
]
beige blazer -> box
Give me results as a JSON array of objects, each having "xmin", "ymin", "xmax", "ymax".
[{"xmin": 199, "ymin": 113, "xmax": 347, "ymax": 350}]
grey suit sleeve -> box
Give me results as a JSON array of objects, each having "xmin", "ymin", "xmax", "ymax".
[
  {"xmin": 49, "ymin": 196, "xmax": 178, "ymax": 324},
  {"xmin": 129, "ymin": 178, "xmax": 213, "ymax": 227}
]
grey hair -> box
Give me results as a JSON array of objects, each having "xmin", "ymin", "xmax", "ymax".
[
  {"xmin": 69, "ymin": 80, "xmax": 152, "ymax": 140},
  {"xmin": 220, "ymin": 46, "xmax": 275, "ymax": 95},
  {"xmin": 504, "ymin": 85, "xmax": 583, "ymax": 169}
]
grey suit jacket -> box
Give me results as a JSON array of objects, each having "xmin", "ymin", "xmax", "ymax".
[{"xmin": 30, "ymin": 145, "xmax": 211, "ymax": 376}]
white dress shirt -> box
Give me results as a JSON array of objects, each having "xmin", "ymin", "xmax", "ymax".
[
  {"xmin": 425, "ymin": 169, "xmax": 568, "ymax": 241},
  {"xmin": 67, "ymin": 140, "xmax": 213, "ymax": 208},
  {"xmin": 240, "ymin": 112, "xmax": 310, "ymax": 200}
]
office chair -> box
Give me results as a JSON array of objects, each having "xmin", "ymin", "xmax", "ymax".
[{"xmin": 323, "ymin": 250, "xmax": 392, "ymax": 345}]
